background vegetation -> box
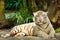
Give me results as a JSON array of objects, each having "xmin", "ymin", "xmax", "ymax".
[{"xmin": 4, "ymin": 0, "xmax": 57, "ymax": 25}]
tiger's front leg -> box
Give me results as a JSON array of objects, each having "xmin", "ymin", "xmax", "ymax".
[
  {"xmin": 14, "ymin": 32, "xmax": 25, "ymax": 37},
  {"xmin": 36, "ymin": 30, "xmax": 49, "ymax": 39},
  {"xmin": 48, "ymin": 24, "xmax": 55, "ymax": 38}
]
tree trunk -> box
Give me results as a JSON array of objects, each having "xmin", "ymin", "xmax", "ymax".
[
  {"xmin": 0, "ymin": 0, "xmax": 12, "ymax": 28},
  {"xmin": 48, "ymin": 0, "xmax": 57, "ymax": 23},
  {"xmin": 0, "ymin": 0, "xmax": 5, "ymax": 21},
  {"xmin": 31, "ymin": 0, "xmax": 38, "ymax": 12}
]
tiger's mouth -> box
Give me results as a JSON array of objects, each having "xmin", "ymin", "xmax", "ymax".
[
  {"xmin": 38, "ymin": 21, "xmax": 47, "ymax": 25},
  {"xmin": 43, "ymin": 21, "xmax": 47, "ymax": 24}
]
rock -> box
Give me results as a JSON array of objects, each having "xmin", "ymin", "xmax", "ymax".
[
  {"xmin": 0, "ymin": 20, "xmax": 13, "ymax": 28},
  {"xmin": 55, "ymin": 33, "xmax": 60, "ymax": 40},
  {"xmin": 0, "ymin": 36, "xmax": 58, "ymax": 40}
]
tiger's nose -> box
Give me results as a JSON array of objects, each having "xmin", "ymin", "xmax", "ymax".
[{"xmin": 39, "ymin": 19, "xmax": 42, "ymax": 22}]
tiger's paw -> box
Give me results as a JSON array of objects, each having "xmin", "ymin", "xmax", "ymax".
[
  {"xmin": 14, "ymin": 33, "xmax": 25, "ymax": 37},
  {"xmin": 0, "ymin": 34, "xmax": 10, "ymax": 38}
]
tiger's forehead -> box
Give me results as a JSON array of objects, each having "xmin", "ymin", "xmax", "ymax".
[
  {"xmin": 36, "ymin": 12, "xmax": 42, "ymax": 17},
  {"xmin": 38, "ymin": 12, "xmax": 42, "ymax": 15},
  {"xmin": 33, "ymin": 11, "xmax": 47, "ymax": 17}
]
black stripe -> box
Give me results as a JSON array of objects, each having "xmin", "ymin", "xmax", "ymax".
[{"xmin": 45, "ymin": 23, "xmax": 49, "ymax": 29}]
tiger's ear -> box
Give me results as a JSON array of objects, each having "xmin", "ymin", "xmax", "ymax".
[
  {"xmin": 33, "ymin": 12, "xmax": 37, "ymax": 16},
  {"xmin": 33, "ymin": 11, "xmax": 41, "ymax": 16},
  {"xmin": 43, "ymin": 11, "xmax": 48, "ymax": 15}
]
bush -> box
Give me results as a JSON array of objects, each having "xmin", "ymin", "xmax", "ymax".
[
  {"xmin": 5, "ymin": 10, "xmax": 33, "ymax": 25},
  {"xmin": 55, "ymin": 27, "xmax": 60, "ymax": 33}
]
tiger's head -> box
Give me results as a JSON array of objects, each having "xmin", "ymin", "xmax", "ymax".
[{"xmin": 33, "ymin": 11, "xmax": 48, "ymax": 25}]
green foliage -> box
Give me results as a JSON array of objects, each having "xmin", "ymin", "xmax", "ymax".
[
  {"xmin": 5, "ymin": 0, "xmax": 33, "ymax": 25},
  {"xmin": 4, "ymin": 0, "xmax": 34, "ymax": 26},
  {"xmin": 5, "ymin": 11, "xmax": 33, "ymax": 25},
  {"xmin": 55, "ymin": 27, "xmax": 60, "ymax": 33},
  {"xmin": 5, "ymin": 0, "xmax": 23, "ymax": 10}
]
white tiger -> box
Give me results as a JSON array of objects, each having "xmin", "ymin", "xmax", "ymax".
[{"xmin": 0, "ymin": 11, "xmax": 55, "ymax": 38}]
